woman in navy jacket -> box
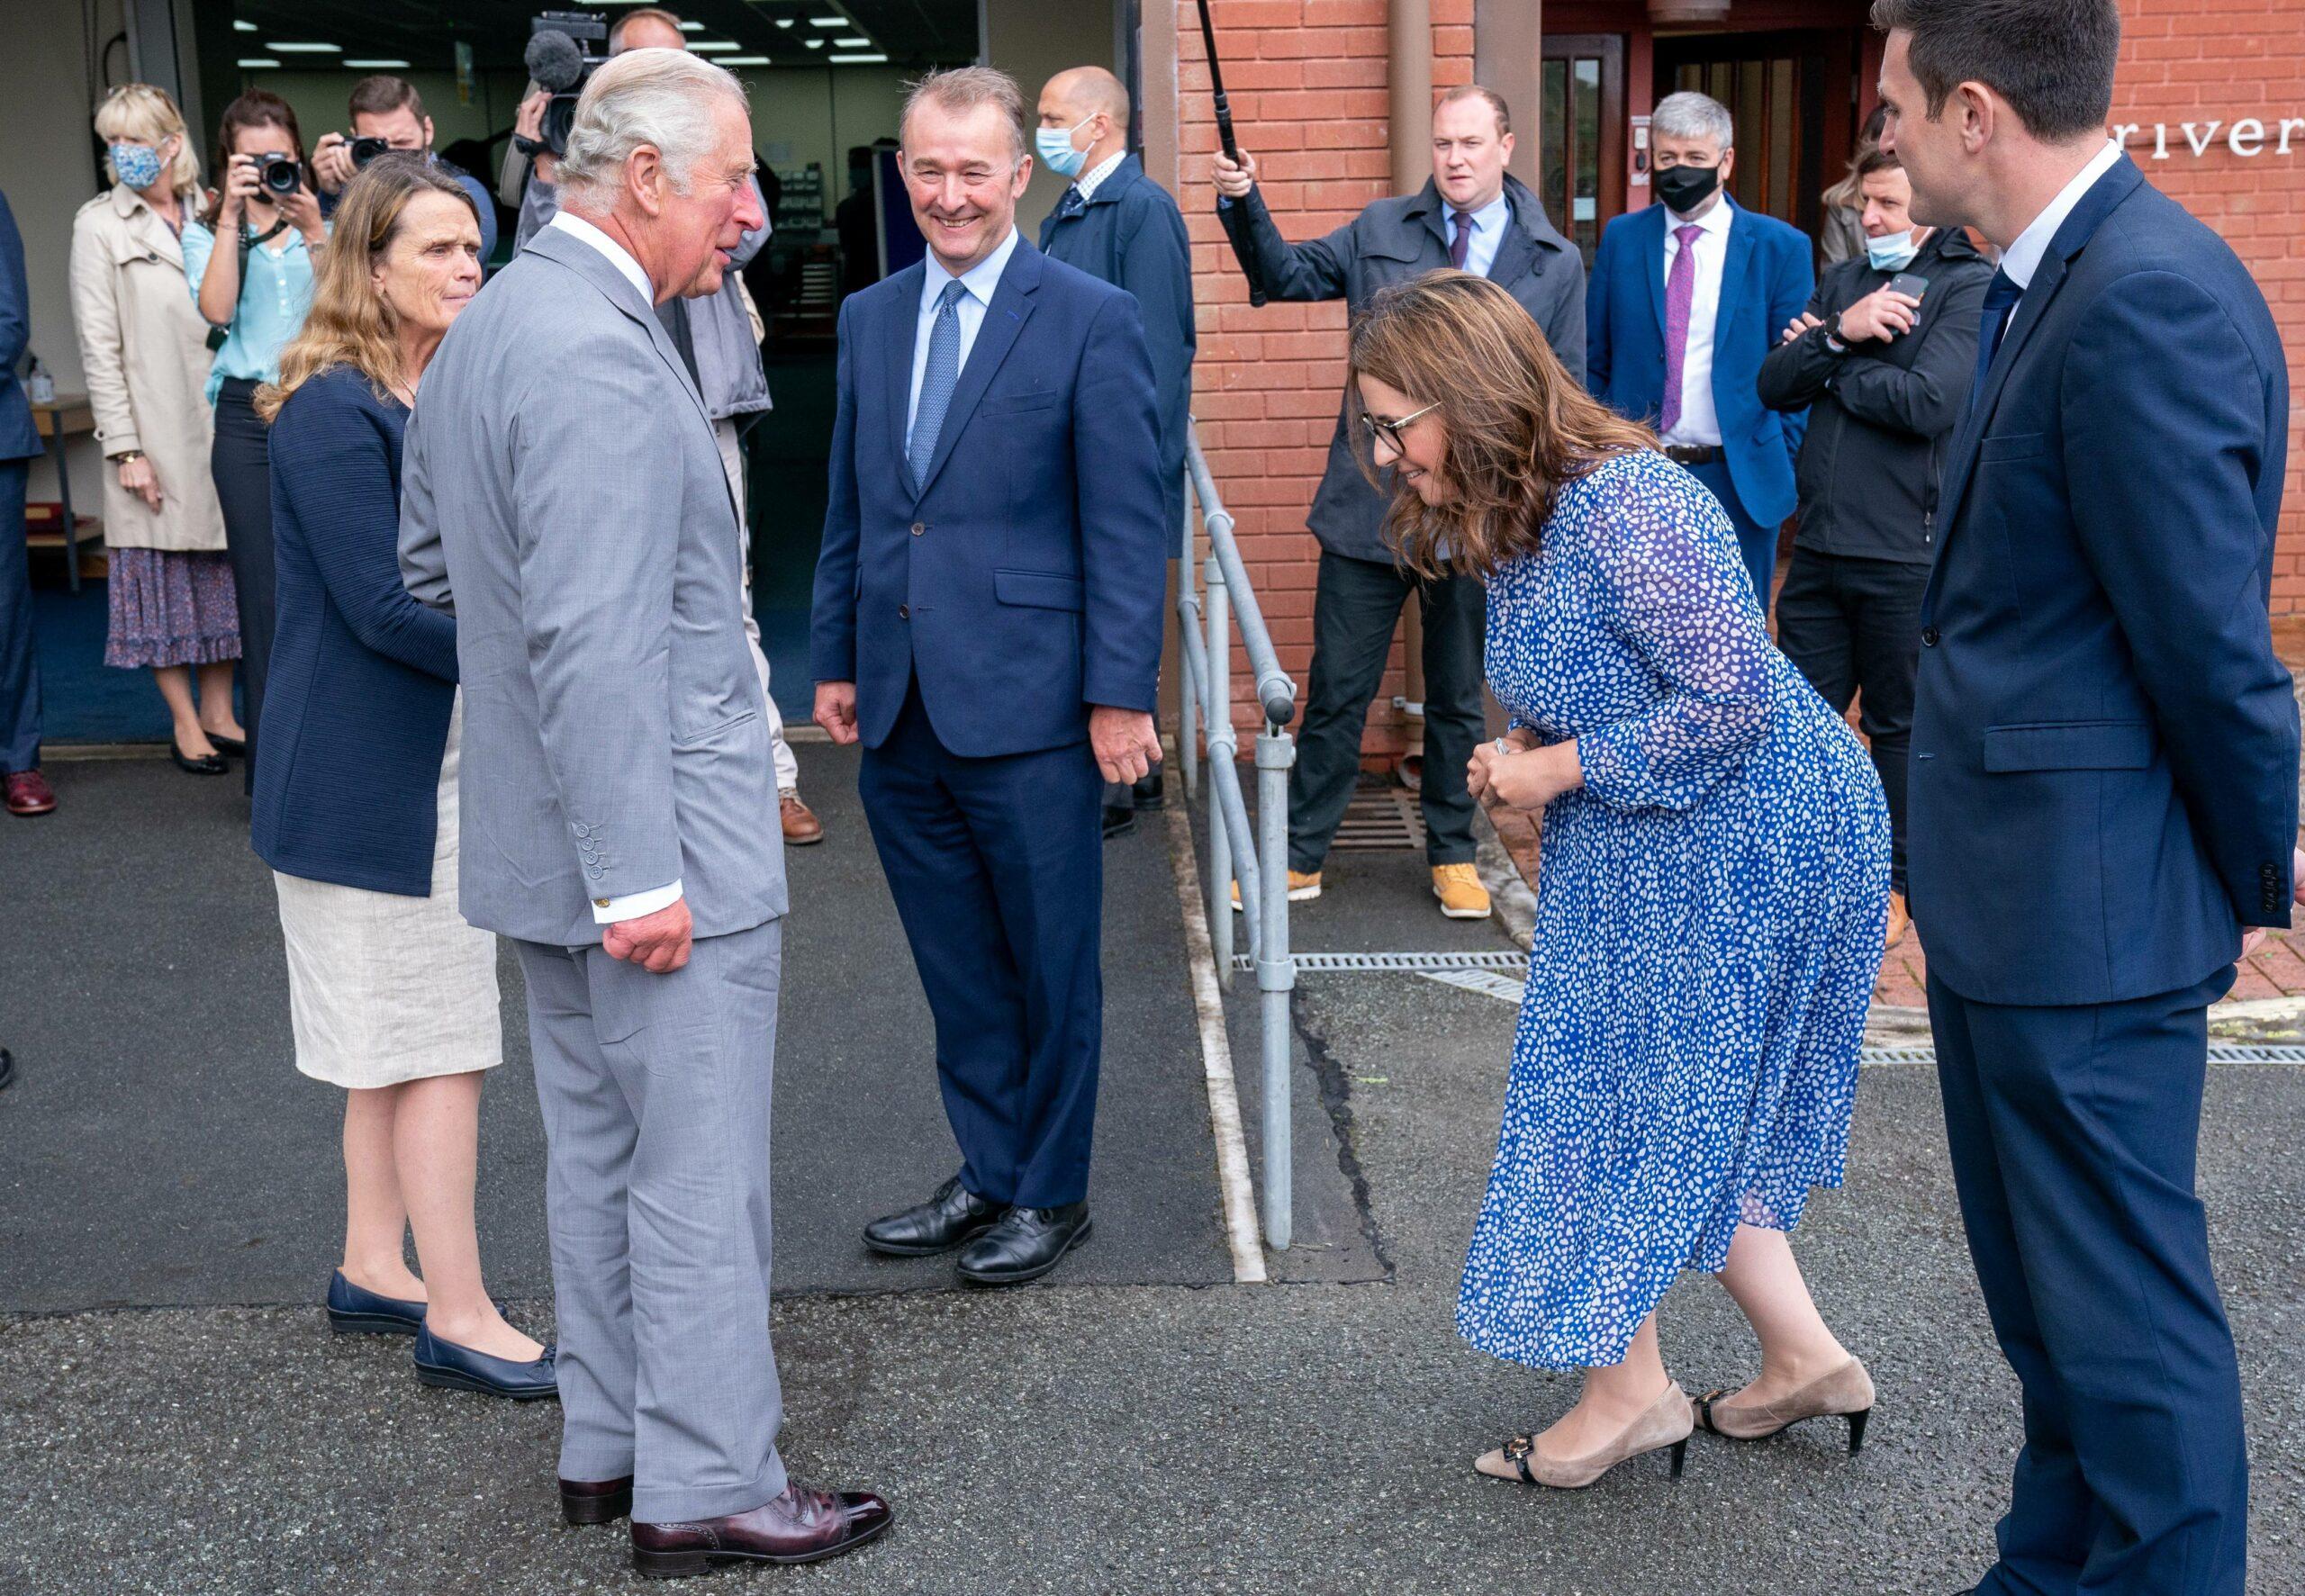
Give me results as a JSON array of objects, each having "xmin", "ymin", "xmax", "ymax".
[{"xmin": 254, "ymin": 157, "xmax": 551, "ymax": 1401}]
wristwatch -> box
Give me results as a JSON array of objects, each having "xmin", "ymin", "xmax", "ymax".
[{"xmin": 110, "ymin": 449, "xmax": 144, "ymax": 464}]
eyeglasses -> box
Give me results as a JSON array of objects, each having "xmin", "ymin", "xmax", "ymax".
[{"xmin": 1360, "ymin": 401, "xmax": 1440, "ymax": 454}]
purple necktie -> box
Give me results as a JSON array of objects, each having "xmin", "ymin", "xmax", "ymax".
[
  {"xmin": 1450, "ymin": 209, "xmax": 1473, "ymax": 270},
  {"xmin": 1659, "ymin": 222, "xmax": 1704, "ymax": 435}
]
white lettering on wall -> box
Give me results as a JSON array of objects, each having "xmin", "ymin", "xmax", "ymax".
[{"xmin": 2115, "ymin": 113, "xmax": 2305, "ymax": 158}]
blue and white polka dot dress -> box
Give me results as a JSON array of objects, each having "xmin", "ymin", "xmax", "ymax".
[{"xmin": 1457, "ymin": 449, "xmax": 1890, "ymax": 1371}]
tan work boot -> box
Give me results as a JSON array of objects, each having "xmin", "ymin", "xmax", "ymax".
[
  {"xmin": 1433, "ymin": 862, "xmax": 1491, "ymax": 920},
  {"xmin": 1232, "ymin": 870, "xmax": 1322, "ymax": 910},
  {"xmin": 781, "ymin": 789, "xmax": 825, "ymax": 845}
]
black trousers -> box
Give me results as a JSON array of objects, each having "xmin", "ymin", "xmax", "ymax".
[
  {"xmin": 212, "ymin": 379, "xmax": 275, "ymax": 794},
  {"xmin": 1288, "ymin": 549, "xmax": 1484, "ymax": 871},
  {"xmin": 1774, "ymin": 547, "xmax": 1927, "ymax": 893}
]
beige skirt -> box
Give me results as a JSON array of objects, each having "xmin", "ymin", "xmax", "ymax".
[{"xmin": 274, "ymin": 695, "xmax": 502, "ymax": 1088}]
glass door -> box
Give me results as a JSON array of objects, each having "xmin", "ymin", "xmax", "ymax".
[
  {"xmin": 1538, "ymin": 34, "xmax": 1624, "ymax": 267},
  {"xmin": 1654, "ymin": 29, "xmax": 1859, "ymax": 242}
]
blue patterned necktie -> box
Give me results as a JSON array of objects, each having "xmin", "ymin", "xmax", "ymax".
[
  {"xmin": 1054, "ymin": 185, "xmax": 1088, "ymax": 222},
  {"xmin": 909, "ymin": 278, "xmax": 969, "ymax": 485},
  {"xmin": 1968, "ymin": 268, "xmax": 2024, "ymax": 416}
]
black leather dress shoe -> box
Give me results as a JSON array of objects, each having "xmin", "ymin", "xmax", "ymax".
[
  {"xmin": 562, "ymin": 1474, "xmax": 635, "ymax": 1526},
  {"xmin": 955, "ymin": 1203, "xmax": 1091, "ymax": 1285},
  {"xmin": 169, "ymin": 738, "xmax": 228, "ymax": 775},
  {"xmin": 0, "ymin": 1047, "xmax": 14, "ymax": 1092},
  {"xmin": 1131, "ymin": 763, "xmax": 1165, "ymax": 811},
  {"xmin": 862, "ymin": 1176, "xmax": 1005, "ymax": 1257},
  {"xmin": 632, "ymin": 1480, "xmax": 892, "ymax": 1576},
  {"xmin": 1100, "ymin": 803, "xmax": 1137, "ymax": 841}
]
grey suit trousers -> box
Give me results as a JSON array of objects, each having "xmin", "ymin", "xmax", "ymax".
[{"xmin": 514, "ymin": 920, "xmax": 788, "ymax": 1522}]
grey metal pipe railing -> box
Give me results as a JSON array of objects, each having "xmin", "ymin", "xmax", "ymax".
[{"xmin": 1177, "ymin": 420, "xmax": 1299, "ymax": 1252}]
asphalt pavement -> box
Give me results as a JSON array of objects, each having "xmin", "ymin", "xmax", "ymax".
[{"xmin": 3, "ymin": 753, "xmax": 2301, "ymax": 1594}]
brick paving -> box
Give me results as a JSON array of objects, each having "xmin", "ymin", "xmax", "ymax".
[{"xmin": 1485, "ymin": 617, "xmax": 2305, "ymax": 1010}]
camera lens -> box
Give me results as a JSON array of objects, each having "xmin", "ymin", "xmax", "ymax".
[
  {"xmin": 349, "ymin": 137, "xmax": 389, "ymax": 170},
  {"xmin": 260, "ymin": 154, "xmax": 301, "ymax": 195}
]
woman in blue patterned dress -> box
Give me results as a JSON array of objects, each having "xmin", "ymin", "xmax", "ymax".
[{"xmin": 1350, "ymin": 274, "xmax": 1891, "ymax": 1490}]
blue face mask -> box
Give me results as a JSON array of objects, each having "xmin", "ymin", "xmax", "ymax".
[
  {"xmin": 1034, "ymin": 115, "xmax": 1093, "ymax": 179},
  {"xmin": 1865, "ymin": 228, "xmax": 1921, "ymax": 272},
  {"xmin": 111, "ymin": 140, "xmax": 166, "ymax": 193}
]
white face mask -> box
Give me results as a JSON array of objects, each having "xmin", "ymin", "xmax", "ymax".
[{"xmin": 1865, "ymin": 228, "xmax": 1921, "ymax": 272}]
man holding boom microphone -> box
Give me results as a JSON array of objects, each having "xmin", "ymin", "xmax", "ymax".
[{"xmin": 1211, "ymin": 86, "xmax": 1584, "ymax": 922}]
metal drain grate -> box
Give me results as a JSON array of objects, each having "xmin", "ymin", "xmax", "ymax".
[
  {"xmin": 1328, "ymin": 788, "xmax": 1425, "ymax": 852},
  {"xmin": 1860, "ymin": 1043, "xmax": 2305, "ymax": 1067},
  {"xmin": 1243, "ymin": 949, "xmax": 1529, "ymax": 973}
]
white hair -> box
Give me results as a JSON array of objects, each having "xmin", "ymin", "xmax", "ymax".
[
  {"xmin": 556, "ymin": 48, "xmax": 746, "ymax": 210},
  {"xmin": 1651, "ymin": 90, "xmax": 1734, "ymax": 149}
]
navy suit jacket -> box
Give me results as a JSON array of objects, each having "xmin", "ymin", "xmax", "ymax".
[
  {"xmin": 1909, "ymin": 155, "xmax": 2298, "ymax": 1005},
  {"xmin": 1586, "ymin": 197, "xmax": 1812, "ymax": 526},
  {"xmin": 0, "ymin": 189, "xmax": 41, "ymax": 464},
  {"xmin": 254, "ymin": 367, "xmax": 458, "ymax": 896},
  {"xmin": 1037, "ymin": 155, "xmax": 1195, "ymax": 509},
  {"xmin": 810, "ymin": 237, "xmax": 1169, "ymax": 757}
]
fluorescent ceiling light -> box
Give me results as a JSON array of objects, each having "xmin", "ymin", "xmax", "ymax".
[
  {"xmin": 344, "ymin": 59, "xmax": 411, "ymax": 68},
  {"xmin": 239, "ymin": 58, "xmax": 280, "ymax": 68},
  {"xmin": 689, "ymin": 40, "xmax": 739, "ymax": 50},
  {"xmin": 774, "ymin": 18, "xmax": 795, "ymax": 26},
  {"xmin": 835, "ymin": 36, "xmax": 868, "ymax": 46},
  {"xmin": 267, "ymin": 41, "xmax": 342, "ymax": 52},
  {"xmin": 809, "ymin": 16, "xmax": 847, "ymax": 26},
  {"xmin": 804, "ymin": 36, "xmax": 824, "ymax": 48},
  {"xmin": 721, "ymin": 55, "xmax": 772, "ymax": 65},
  {"xmin": 677, "ymin": 19, "xmax": 702, "ymax": 29},
  {"xmin": 829, "ymin": 52, "xmax": 887, "ymax": 62},
  {"xmin": 232, "ymin": 20, "xmax": 256, "ymax": 32}
]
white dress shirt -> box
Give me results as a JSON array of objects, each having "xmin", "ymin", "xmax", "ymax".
[
  {"xmin": 1659, "ymin": 194, "xmax": 1736, "ymax": 448},
  {"xmin": 1998, "ymin": 137, "xmax": 2125, "ymax": 312},
  {"xmin": 547, "ymin": 212, "xmax": 686, "ymax": 925},
  {"xmin": 907, "ymin": 225, "xmax": 1023, "ymax": 450},
  {"xmin": 1071, "ymin": 149, "xmax": 1128, "ymax": 203},
  {"xmin": 1446, "ymin": 190, "xmax": 1512, "ymax": 281}
]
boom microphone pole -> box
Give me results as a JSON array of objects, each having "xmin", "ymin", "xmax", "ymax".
[{"xmin": 1197, "ymin": 0, "xmax": 1267, "ymax": 308}]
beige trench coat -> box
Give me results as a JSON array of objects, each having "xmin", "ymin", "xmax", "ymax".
[{"xmin": 68, "ymin": 184, "xmax": 227, "ymax": 552}]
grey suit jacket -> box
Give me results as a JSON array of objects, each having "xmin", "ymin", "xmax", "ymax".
[{"xmin": 400, "ymin": 224, "xmax": 786, "ymax": 947}]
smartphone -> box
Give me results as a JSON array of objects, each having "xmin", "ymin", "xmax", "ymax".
[{"xmin": 1885, "ymin": 270, "xmax": 1931, "ymax": 302}]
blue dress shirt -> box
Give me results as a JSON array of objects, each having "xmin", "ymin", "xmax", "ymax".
[
  {"xmin": 1453, "ymin": 191, "xmax": 1511, "ymax": 280},
  {"xmin": 907, "ymin": 226, "xmax": 1023, "ymax": 450}
]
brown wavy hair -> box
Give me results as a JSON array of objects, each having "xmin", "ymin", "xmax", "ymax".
[
  {"xmin": 1347, "ymin": 271, "xmax": 1656, "ymax": 579},
  {"xmin": 255, "ymin": 155, "xmax": 479, "ymax": 423}
]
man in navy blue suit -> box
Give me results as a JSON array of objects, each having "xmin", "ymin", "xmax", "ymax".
[
  {"xmin": 1878, "ymin": 2, "xmax": 2300, "ymax": 1591},
  {"xmin": 1586, "ymin": 91, "xmax": 1813, "ymax": 614},
  {"xmin": 811, "ymin": 67, "xmax": 1168, "ymax": 1286},
  {"xmin": 0, "ymin": 185, "xmax": 53, "ymax": 819}
]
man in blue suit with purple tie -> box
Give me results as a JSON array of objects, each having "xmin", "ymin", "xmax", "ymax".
[
  {"xmin": 811, "ymin": 67, "xmax": 1168, "ymax": 1287},
  {"xmin": 1878, "ymin": 2, "xmax": 2300, "ymax": 1591}
]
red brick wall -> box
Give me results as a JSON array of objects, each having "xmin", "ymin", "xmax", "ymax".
[
  {"xmin": 2114, "ymin": 0, "xmax": 2305, "ymax": 611},
  {"xmin": 1175, "ymin": 0, "xmax": 1476, "ymax": 753}
]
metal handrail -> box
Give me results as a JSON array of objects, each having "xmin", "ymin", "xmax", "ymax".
[{"xmin": 1177, "ymin": 419, "xmax": 1298, "ymax": 1252}]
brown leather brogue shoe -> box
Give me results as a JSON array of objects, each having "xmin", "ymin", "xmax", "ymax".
[
  {"xmin": 780, "ymin": 790, "xmax": 824, "ymax": 845},
  {"xmin": 4, "ymin": 770, "xmax": 56, "ymax": 816},
  {"xmin": 631, "ymin": 1481, "xmax": 892, "ymax": 1577},
  {"xmin": 561, "ymin": 1474, "xmax": 635, "ymax": 1526}
]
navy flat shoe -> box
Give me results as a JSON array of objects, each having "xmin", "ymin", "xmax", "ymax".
[
  {"xmin": 326, "ymin": 1269, "xmax": 427, "ymax": 1336},
  {"xmin": 413, "ymin": 1324, "xmax": 559, "ymax": 1401}
]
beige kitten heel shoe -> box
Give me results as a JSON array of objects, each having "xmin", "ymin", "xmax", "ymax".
[
  {"xmin": 1478, "ymin": 1382, "xmax": 1696, "ymax": 1489},
  {"xmin": 1695, "ymin": 1356, "xmax": 1876, "ymax": 1454}
]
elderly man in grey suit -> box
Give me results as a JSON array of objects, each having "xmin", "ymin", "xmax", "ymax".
[{"xmin": 399, "ymin": 50, "xmax": 890, "ymax": 1577}]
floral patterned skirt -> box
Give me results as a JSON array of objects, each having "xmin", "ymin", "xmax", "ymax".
[{"xmin": 105, "ymin": 546, "xmax": 241, "ymax": 670}]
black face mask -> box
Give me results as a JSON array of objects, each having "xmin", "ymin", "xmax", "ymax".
[{"xmin": 1655, "ymin": 162, "xmax": 1722, "ymax": 214}]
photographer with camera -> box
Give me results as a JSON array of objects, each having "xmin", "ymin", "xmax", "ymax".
[
  {"xmin": 184, "ymin": 90, "xmax": 326, "ymax": 790},
  {"xmin": 312, "ymin": 77, "xmax": 498, "ymax": 266}
]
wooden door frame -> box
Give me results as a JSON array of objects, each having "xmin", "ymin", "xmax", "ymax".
[{"xmin": 1540, "ymin": 32, "xmax": 1627, "ymax": 248}]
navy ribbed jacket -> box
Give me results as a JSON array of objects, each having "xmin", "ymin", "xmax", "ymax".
[{"xmin": 252, "ymin": 365, "xmax": 458, "ymax": 896}]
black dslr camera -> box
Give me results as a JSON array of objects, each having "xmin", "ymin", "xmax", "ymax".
[
  {"xmin": 527, "ymin": 10, "xmax": 610, "ymax": 158},
  {"xmin": 251, "ymin": 151, "xmax": 304, "ymax": 197},
  {"xmin": 348, "ymin": 136, "xmax": 392, "ymax": 169}
]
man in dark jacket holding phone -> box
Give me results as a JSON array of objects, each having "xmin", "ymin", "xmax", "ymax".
[{"xmin": 1758, "ymin": 145, "xmax": 1989, "ymax": 949}]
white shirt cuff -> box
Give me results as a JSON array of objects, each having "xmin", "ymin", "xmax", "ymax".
[{"xmin": 592, "ymin": 879, "xmax": 682, "ymax": 924}]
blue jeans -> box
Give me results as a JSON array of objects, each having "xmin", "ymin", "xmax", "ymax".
[{"xmin": 0, "ymin": 457, "xmax": 39, "ymax": 773}]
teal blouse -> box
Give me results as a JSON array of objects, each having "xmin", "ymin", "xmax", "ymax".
[{"xmin": 181, "ymin": 219, "xmax": 322, "ymax": 404}]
